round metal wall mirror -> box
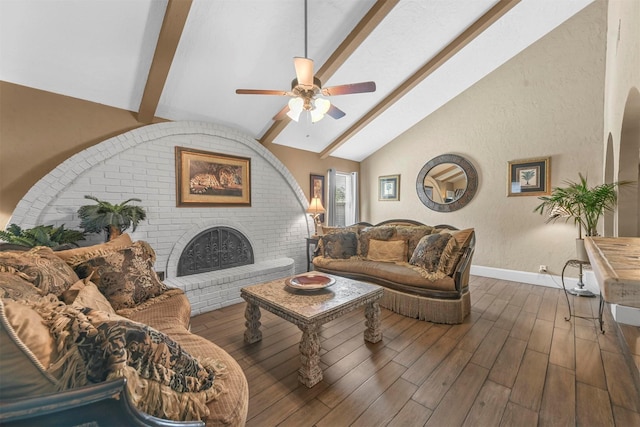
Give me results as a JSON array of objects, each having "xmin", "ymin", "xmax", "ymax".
[{"xmin": 416, "ymin": 154, "xmax": 478, "ymax": 212}]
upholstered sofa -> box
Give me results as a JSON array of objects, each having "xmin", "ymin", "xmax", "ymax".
[
  {"xmin": 0, "ymin": 234, "xmax": 248, "ymax": 426},
  {"xmin": 313, "ymin": 220, "xmax": 475, "ymax": 324}
]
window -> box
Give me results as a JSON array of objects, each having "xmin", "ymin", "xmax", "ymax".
[{"xmin": 327, "ymin": 170, "xmax": 358, "ymax": 226}]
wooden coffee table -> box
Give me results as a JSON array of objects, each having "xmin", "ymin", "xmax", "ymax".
[{"xmin": 240, "ymin": 273, "xmax": 383, "ymax": 387}]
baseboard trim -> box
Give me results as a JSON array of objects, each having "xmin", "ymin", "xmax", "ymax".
[{"xmin": 470, "ymin": 265, "xmax": 599, "ymax": 294}]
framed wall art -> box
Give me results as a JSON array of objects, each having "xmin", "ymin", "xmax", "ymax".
[
  {"xmin": 175, "ymin": 146, "xmax": 251, "ymax": 207},
  {"xmin": 310, "ymin": 174, "xmax": 325, "ymax": 222},
  {"xmin": 507, "ymin": 157, "xmax": 550, "ymax": 197},
  {"xmin": 379, "ymin": 174, "xmax": 400, "ymax": 201}
]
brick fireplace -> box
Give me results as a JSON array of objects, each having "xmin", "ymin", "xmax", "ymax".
[{"xmin": 11, "ymin": 121, "xmax": 310, "ymax": 312}]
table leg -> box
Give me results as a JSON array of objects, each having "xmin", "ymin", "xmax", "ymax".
[
  {"xmin": 244, "ymin": 303, "xmax": 262, "ymax": 343},
  {"xmin": 561, "ymin": 261, "xmax": 572, "ymax": 321},
  {"xmin": 598, "ymin": 295, "xmax": 605, "ymax": 334},
  {"xmin": 364, "ymin": 301, "xmax": 382, "ymax": 343},
  {"xmin": 298, "ymin": 324, "xmax": 322, "ymax": 387}
]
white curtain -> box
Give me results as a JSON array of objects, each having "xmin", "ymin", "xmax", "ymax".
[
  {"xmin": 346, "ymin": 172, "xmax": 359, "ymax": 225},
  {"xmin": 327, "ymin": 169, "xmax": 359, "ymax": 226},
  {"xmin": 327, "ymin": 169, "xmax": 337, "ymax": 226}
]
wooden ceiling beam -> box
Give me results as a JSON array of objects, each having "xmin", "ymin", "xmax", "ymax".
[
  {"xmin": 137, "ymin": 0, "xmax": 192, "ymax": 124},
  {"xmin": 320, "ymin": 0, "xmax": 520, "ymax": 159},
  {"xmin": 259, "ymin": 0, "xmax": 400, "ymax": 146}
]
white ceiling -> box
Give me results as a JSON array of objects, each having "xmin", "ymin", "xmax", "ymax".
[{"xmin": 0, "ymin": 0, "xmax": 594, "ymax": 161}]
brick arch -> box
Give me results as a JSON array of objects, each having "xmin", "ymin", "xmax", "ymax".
[
  {"xmin": 11, "ymin": 121, "xmax": 309, "ymax": 228},
  {"xmin": 10, "ymin": 121, "xmax": 312, "ymax": 279}
]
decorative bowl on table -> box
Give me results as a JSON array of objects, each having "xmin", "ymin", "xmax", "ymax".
[{"xmin": 285, "ymin": 273, "xmax": 336, "ymax": 291}]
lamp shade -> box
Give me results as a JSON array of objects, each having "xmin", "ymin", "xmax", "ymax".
[
  {"xmin": 306, "ymin": 197, "xmax": 325, "ymax": 214},
  {"xmin": 287, "ymin": 97, "xmax": 304, "ymax": 122},
  {"xmin": 310, "ymin": 98, "xmax": 331, "ymax": 123}
]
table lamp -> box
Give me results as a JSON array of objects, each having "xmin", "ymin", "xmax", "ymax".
[{"xmin": 307, "ymin": 197, "xmax": 326, "ymax": 236}]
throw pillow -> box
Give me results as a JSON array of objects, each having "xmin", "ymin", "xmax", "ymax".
[
  {"xmin": 0, "ymin": 298, "xmax": 59, "ymax": 400},
  {"xmin": 0, "ymin": 272, "xmax": 45, "ymax": 301},
  {"xmin": 367, "ymin": 239, "xmax": 408, "ymax": 262},
  {"xmin": 409, "ymin": 233, "xmax": 453, "ymax": 272},
  {"xmin": 440, "ymin": 237, "xmax": 461, "ymax": 275},
  {"xmin": 394, "ymin": 226, "xmax": 434, "ymax": 256},
  {"xmin": 62, "ymin": 279, "xmax": 116, "ymax": 314},
  {"xmin": 72, "ymin": 241, "xmax": 167, "ymax": 310},
  {"xmin": 2, "ymin": 298, "xmax": 58, "ymax": 371},
  {"xmin": 320, "ymin": 232, "xmax": 358, "ymax": 259},
  {"xmin": 28, "ymin": 297, "xmax": 226, "ymax": 421},
  {"xmin": 440, "ymin": 229, "xmax": 474, "ymax": 275},
  {"xmin": 321, "ymin": 224, "xmax": 363, "ymax": 235},
  {"xmin": 358, "ymin": 226, "xmax": 396, "ymax": 257},
  {"xmin": 450, "ymin": 228, "xmax": 475, "ymax": 248},
  {"xmin": 0, "ymin": 247, "xmax": 80, "ymax": 296},
  {"xmin": 57, "ymin": 233, "xmax": 134, "ymax": 266}
]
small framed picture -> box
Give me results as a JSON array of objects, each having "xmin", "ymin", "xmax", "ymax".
[
  {"xmin": 507, "ymin": 157, "xmax": 550, "ymax": 197},
  {"xmin": 379, "ymin": 175, "xmax": 400, "ymax": 201},
  {"xmin": 310, "ymin": 174, "xmax": 325, "ymax": 223}
]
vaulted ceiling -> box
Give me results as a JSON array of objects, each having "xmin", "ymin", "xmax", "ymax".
[{"xmin": 0, "ymin": 0, "xmax": 594, "ymax": 161}]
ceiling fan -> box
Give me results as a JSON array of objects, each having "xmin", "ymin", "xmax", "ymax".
[{"xmin": 235, "ymin": 0, "xmax": 376, "ymax": 123}]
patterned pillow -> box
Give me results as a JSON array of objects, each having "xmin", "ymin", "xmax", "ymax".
[
  {"xmin": 0, "ymin": 272, "xmax": 45, "ymax": 301},
  {"xmin": 27, "ymin": 298, "xmax": 225, "ymax": 421},
  {"xmin": 367, "ymin": 239, "xmax": 408, "ymax": 262},
  {"xmin": 0, "ymin": 247, "xmax": 79, "ymax": 296},
  {"xmin": 55, "ymin": 233, "xmax": 134, "ymax": 265},
  {"xmin": 61, "ymin": 279, "xmax": 116, "ymax": 314},
  {"xmin": 409, "ymin": 233, "xmax": 454, "ymax": 272},
  {"xmin": 320, "ymin": 232, "xmax": 358, "ymax": 259},
  {"xmin": 321, "ymin": 224, "xmax": 364, "ymax": 235},
  {"xmin": 72, "ymin": 241, "xmax": 167, "ymax": 310},
  {"xmin": 358, "ymin": 226, "xmax": 396, "ymax": 257},
  {"xmin": 394, "ymin": 226, "xmax": 434, "ymax": 256}
]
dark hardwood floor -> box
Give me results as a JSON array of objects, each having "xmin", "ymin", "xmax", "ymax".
[{"xmin": 191, "ymin": 276, "xmax": 640, "ymax": 426}]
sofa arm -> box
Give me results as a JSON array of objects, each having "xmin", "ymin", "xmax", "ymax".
[
  {"xmin": 453, "ymin": 244, "xmax": 475, "ymax": 293},
  {"xmin": 0, "ymin": 378, "xmax": 205, "ymax": 427}
]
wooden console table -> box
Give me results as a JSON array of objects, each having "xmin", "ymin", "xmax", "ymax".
[
  {"xmin": 586, "ymin": 237, "xmax": 640, "ymax": 307},
  {"xmin": 585, "ymin": 237, "xmax": 640, "ymax": 329}
]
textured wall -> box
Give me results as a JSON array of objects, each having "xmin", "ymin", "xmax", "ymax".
[
  {"xmin": 360, "ymin": 1, "xmax": 607, "ymax": 278},
  {"xmin": 604, "ymin": 0, "xmax": 640, "ymax": 236},
  {"xmin": 10, "ymin": 121, "xmax": 312, "ymax": 295}
]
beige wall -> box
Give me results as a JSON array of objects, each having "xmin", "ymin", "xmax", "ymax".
[
  {"xmin": 0, "ymin": 82, "xmax": 358, "ymax": 228},
  {"xmin": 361, "ymin": 1, "xmax": 607, "ymax": 275}
]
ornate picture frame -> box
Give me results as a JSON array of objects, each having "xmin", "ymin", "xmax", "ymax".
[
  {"xmin": 507, "ymin": 157, "xmax": 550, "ymax": 197},
  {"xmin": 175, "ymin": 146, "xmax": 251, "ymax": 207},
  {"xmin": 379, "ymin": 174, "xmax": 400, "ymax": 201}
]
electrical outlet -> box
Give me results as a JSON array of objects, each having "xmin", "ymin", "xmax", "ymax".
[{"xmin": 539, "ymin": 265, "xmax": 547, "ymax": 273}]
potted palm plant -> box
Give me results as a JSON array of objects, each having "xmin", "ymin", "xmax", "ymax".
[
  {"xmin": 77, "ymin": 195, "xmax": 147, "ymax": 242},
  {"xmin": 0, "ymin": 224, "xmax": 85, "ymax": 249},
  {"xmin": 534, "ymin": 173, "xmax": 630, "ymax": 261}
]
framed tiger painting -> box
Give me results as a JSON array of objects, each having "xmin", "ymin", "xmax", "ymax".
[{"xmin": 175, "ymin": 147, "xmax": 251, "ymax": 207}]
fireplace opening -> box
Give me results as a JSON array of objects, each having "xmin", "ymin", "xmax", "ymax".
[{"xmin": 177, "ymin": 226, "xmax": 254, "ymax": 277}]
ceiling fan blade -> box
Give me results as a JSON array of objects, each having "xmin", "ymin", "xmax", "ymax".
[
  {"xmin": 273, "ymin": 104, "xmax": 290, "ymax": 121},
  {"xmin": 236, "ymin": 89, "xmax": 289, "ymax": 95},
  {"xmin": 321, "ymin": 81, "xmax": 376, "ymax": 96},
  {"xmin": 326, "ymin": 104, "xmax": 346, "ymax": 120},
  {"xmin": 294, "ymin": 57, "xmax": 314, "ymax": 88}
]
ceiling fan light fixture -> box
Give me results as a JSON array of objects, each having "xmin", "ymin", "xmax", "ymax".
[
  {"xmin": 287, "ymin": 97, "xmax": 304, "ymax": 122},
  {"xmin": 234, "ymin": 0, "xmax": 375, "ymax": 124},
  {"xmin": 310, "ymin": 98, "xmax": 331, "ymax": 123}
]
